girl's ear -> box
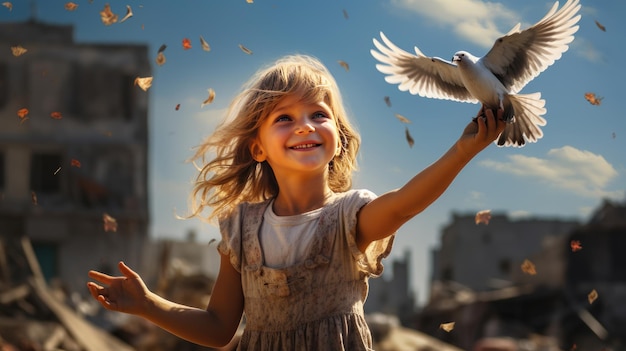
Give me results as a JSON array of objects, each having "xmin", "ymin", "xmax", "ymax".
[{"xmin": 249, "ymin": 140, "xmax": 266, "ymax": 162}]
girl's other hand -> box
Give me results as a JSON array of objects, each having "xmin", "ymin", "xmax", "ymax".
[{"xmin": 87, "ymin": 261, "xmax": 152, "ymax": 316}]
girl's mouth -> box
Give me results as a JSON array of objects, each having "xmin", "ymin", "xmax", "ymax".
[{"xmin": 290, "ymin": 143, "xmax": 319, "ymax": 149}]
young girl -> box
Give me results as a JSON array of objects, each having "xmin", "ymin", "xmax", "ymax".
[{"xmin": 87, "ymin": 54, "xmax": 505, "ymax": 350}]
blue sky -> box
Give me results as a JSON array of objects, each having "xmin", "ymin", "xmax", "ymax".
[{"xmin": 3, "ymin": 0, "xmax": 624, "ymax": 306}]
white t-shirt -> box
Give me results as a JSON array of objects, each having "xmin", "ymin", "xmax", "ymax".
[{"xmin": 259, "ymin": 200, "xmax": 323, "ymax": 269}]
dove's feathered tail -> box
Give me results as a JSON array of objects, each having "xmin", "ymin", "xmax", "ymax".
[{"xmin": 498, "ymin": 92, "xmax": 546, "ymax": 147}]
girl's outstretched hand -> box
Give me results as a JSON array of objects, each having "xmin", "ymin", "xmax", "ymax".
[
  {"xmin": 457, "ymin": 107, "xmax": 506, "ymax": 159},
  {"xmin": 87, "ymin": 261, "xmax": 151, "ymax": 316}
]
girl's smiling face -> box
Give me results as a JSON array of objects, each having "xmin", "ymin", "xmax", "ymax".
[{"xmin": 250, "ymin": 94, "xmax": 341, "ymax": 177}]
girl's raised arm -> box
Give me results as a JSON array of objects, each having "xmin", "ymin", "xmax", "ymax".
[
  {"xmin": 355, "ymin": 109, "xmax": 505, "ymax": 252},
  {"xmin": 87, "ymin": 253, "xmax": 244, "ymax": 347}
]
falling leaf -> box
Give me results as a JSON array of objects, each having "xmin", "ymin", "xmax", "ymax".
[
  {"xmin": 405, "ymin": 127, "xmax": 414, "ymax": 148},
  {"xmin": 17, "ymin": 108, "xmax": 29, "ymax": 119},
  {"xmin": 155, "ymin": 52, "xmax": 166, "ymax": 66},
  {"xmin": 612, "ymin": 132, "xmax": 616, "ymax": 139},
  {"xmin": 201, "ymin": 88, "xmax": 215, "ymax": 107},
  {"xmin": 584, "ymin": 92, "xmax": 603, "ymax": 106},
  {"xmin": 31, "ymin": 191, "xmax": 38, "ymax": 206},
  {"xmin": 182, "ymin": 38, "xmax": 192, "ymax": 50},
  {"xmin": 208, "ymin": 238, "xmax": 217, "ymax": 245},
  {"xmin": 103, "ymin": 213, "xmax": 118, "ymax": 232},
  {"xmin": 175, "ymin": 104, "xmax": 181, "ymax": 111},
  {"xmin": 246, "ymin": 0, "xmax": 253, "ymax": 3},
  {"xmin": 100, "ymin": 4, "xmax": 118, "ymax": 25},
  {"xmin": 199, "ymin": 36, "xmax": 211, "ymax": 51},
  {"xmin": 70, "ymin": 159, "xmax": 81, "ymax": 168},
  {"xmin": 134, "ymin": 77, "xmax": 153, "ymax": 91},
  {"xmin": 439, "ymin": 322, "xmax": 455, "ymax": 332},
  {"xmin": 50, "ymin": 111, "xmax": 63, "ymax": 119},
  {"xmin": 570, "ymin": 240, "xmax": 582, "ymax": 252},
  {"xmin": 11, "ymin": 45, "xmax": 27, "ymax": 57},
  {"xmin": 239, "ymin": 44, "xmax": 253, "ymax": 55},
  {"xmin": 475, "ymin": 210, "xmax": 492, "ymax": 225},
  {"xmin": 338, "ymin": 60, "xmax": 349, "ymax": 72},
  {"xmin": 155, "ymin": 46, "xmax": 167, "ymax": 65},
  {"xmin": 594, "ymin": 20, "xmax": 606, "ymax": 32},
  {"xmin": 64, "ymin": 2, "xmax": 78, "ymax": 11},
  {"xmin": 521, "ymin": 259, "xmax": 536, "ymax": 275},
  {"xmin": 588, "ymin": 289, "xmax": 598, "ymax": 304},
  {"xmin": 119, "ymin": 5, "xmax": 132, "ymax": 23},
  {"xmin": 394, "ymin": 113, "xmax": 411, "ymax": 124},
  {"xmin": 2, "ymin": 2, "xmax": 11, "ymax": 11},
  {"xmin": 384, "ymin": 96, "xmax": 391, "ymax": 107},
  {"xmin": 342, "ymin": 9, "xmax": 349, "ymax": 19}
]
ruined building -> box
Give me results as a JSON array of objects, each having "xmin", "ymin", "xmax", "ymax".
[{"xmin": 0, "ymin": 20, "xmax": 151, "ymax": 296}]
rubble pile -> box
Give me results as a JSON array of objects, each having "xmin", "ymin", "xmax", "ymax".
[{"xmin": 0, "ymin": 235, "xmax": 134, "ymax": 351}]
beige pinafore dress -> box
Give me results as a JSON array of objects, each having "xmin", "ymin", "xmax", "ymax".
[{"xmin": 218, "ymin": 189, "xmax": 394, "ymax": 350}]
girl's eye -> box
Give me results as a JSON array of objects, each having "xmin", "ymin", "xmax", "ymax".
[
  {"xmin": 275, "ymin": 115, "xmax": 291, "ymax": 122},
  {"xmin": 312, "ymin": 112, "xmax": 328, "ymax": 119}
]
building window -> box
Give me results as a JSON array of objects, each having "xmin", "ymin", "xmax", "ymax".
[
  {"xmin": 0, "ymin": 62, "xmax": 7, "ymax": 109},
  {"xmin": 0, "ymin": 151, "xmax": 5, "ymax": 190},
  {"xmin": 499, "ymin": 259, "xmax": 511, "ymax": 275},
  {"xmin": 482, "ymin": 231, "xmax": 491, "ymax": 244},
  {"xmin": 32, "ymin": 242, "xmax": 58, "ymax": 283},
  {"xmin": 30, "ymin": 153, "xmax": 62, "ymax": 193},
  {"xmin": 121, "ymin": 74, "xmax": 135, "ymax": 121},
  {"xmin": 442, "ymin": 266, "xmax": 453, "ymax": 281}
]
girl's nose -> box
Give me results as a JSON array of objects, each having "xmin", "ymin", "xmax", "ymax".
[{"xmin": 296, "ymin": 119, "xmax": 315, "ymax": 134}]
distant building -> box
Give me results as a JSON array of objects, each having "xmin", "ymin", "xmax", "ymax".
[
  {"xmin": 563, "ymin": 199, "xmax": 626, "ymax": 348},
  {"xmin": 0, "ymin": 20, "xmax": 151, "ymax": 296},
  {"xmin": 431, "ymin": 212, "xmax": 580, "ymax": 294},
  {"xmin": 141, "ymin": 230, "xmax": 221, "ymax": 293},
  {"xmin": 366, "ymin": 249, "xmax": 417, "ymax": 326},
  {"xmin": 420, "ymin": 200, "xmax": 626, "ymax": 350}
]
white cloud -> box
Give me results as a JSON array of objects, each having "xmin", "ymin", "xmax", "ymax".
[
  {"xmin": 580, "ymin": 4, "xmax": 599, "ymax": 18},
  {"xmin": 571, "ymin": 37, "xmax": 604, "ymax": 64},
  {"xmin": 390, "ymin": 0, "xmax": 519, "ymax": 48},
  {"xmin": 480, "ymin": 146, "xmax": 621, "ymax": 200},
  {"xmin": 191, "ymin": 105, "xmax": 228, "ymax": 129},
  {"xmin": 149, "ymin": 176, "xmax": 220, "ymax": 237},
  {"xmin": 464, "ymin": 190, "xmax": 486, "ymax": 207},
  {"xmin": 508, "ymin": 210, "xmax": 532, "ymax": 219},
  {"xmin": 389, "ymin": 0, "xmax": 592, "ymax": 63}
]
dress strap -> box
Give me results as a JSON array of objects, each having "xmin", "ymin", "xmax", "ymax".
[
  {"xmin": 301, "ymin": 195, "xmax": 338, "ymax": 269},
  {"xmin": 241, "ymin": 200, "xmax": 271, "ymax": 270}
]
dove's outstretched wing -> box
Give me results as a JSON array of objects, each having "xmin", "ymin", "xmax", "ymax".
[
  {"xmin": 481, "ymin": 0, "xmax": 581, "ymax": 94},
  {"xmin": 371, "ymin": 32, "xmax": 477, "ymax": 104}
]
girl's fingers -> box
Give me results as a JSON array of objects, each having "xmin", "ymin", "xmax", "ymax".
[
  {"xmin": 118, "ymin": 261, "xmax": 140, "ymax": 279},
  {"xmin": 86, "ymin": 282, "xmax": 97, "ymax": 297},
  {"xmin": 480, "ymin": 108, "xmax": 505, "ymax": 140},
  {"xmin": 88, "ymin": 270, "xmax": 115, "ymax": 284},
  {"xmin": 476, "ymin": 116, "xmax": 489, "ymax": 141},
  {"xmin": 97, "ymin": 294, "xmax": 116, "ymax": 310},
  {"xmin": 86, "ymin": 282, "xmax": 107, "ymax": 300},
  {"xmin": 86, "ymin": 282, "xmax": 117, "ymax": 310}
]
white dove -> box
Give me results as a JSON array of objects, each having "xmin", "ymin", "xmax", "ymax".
[{"xmin": 371, "ymin": 0, "xmax": 581, "ymax": 147}]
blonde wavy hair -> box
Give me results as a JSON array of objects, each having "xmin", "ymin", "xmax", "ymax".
[{"xmin": 189, "ymin": 54, "xmax": 360, "ymax": 222}]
